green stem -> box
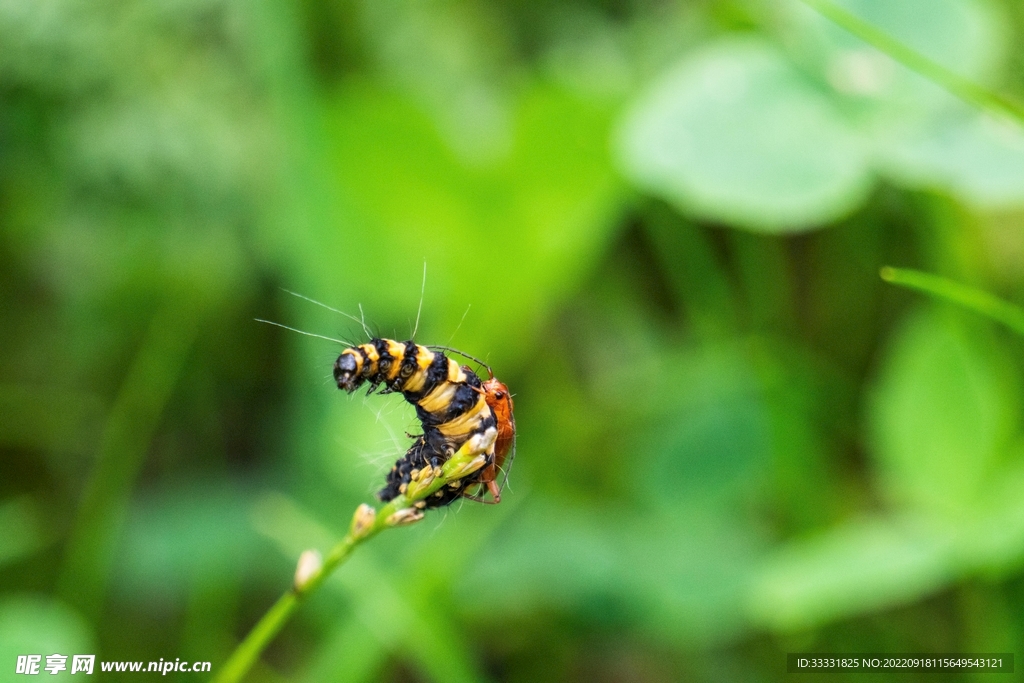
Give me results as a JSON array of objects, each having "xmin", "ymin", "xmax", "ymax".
[
  {"xmin": 211, "ymin": 446, "xmax": 488, "ymax": 683},
  {"xmin": 214, "ymin": 591, "xmax": 298, "ymax": 683},
  {"xmin": 58, "ymin": 302, "xmax": 199, "ymax": 619},
  {"xmin": 880, "ymin": 266, "xmax": 1024, "ymax": 337},
  {"xmin": 798, "ymin": 0, "xmax": 1024, "ymax": 125}
]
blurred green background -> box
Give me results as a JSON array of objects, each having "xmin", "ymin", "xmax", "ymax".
[{"xmin": 4, "ymin": 0, "xmax": 1024, "ymax": 680}]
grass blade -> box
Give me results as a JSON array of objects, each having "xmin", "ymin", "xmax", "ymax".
[
  {"xmin": 799, "ymin": 0, "xmax": 1024, "ymax": 125},
  {"xmin": 881, "ymin": 267, "xmax": 1024, "ymax": 337}
]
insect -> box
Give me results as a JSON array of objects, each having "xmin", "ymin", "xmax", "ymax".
[
  {"xmin": 376, "ymin": 433, "xmax": 478, "ymax": 508},
  {"xmin": 258, "ymin": 277, "xmax": 516, "ymax": 509},
  {"xmin": 333, "ymin": 340, "xmax": 497, "ymax": 460},
  {"xmin": 333, "ymin": 340, "xmax": 516, "ymax": 507},
  {"xmin": 375, "ymin": 370, "xmax": 517, "ymax": 508},
  {"xmin": 484, "ymin": 377, "xmax": 516, "ymax": 473},
  {"xmin": 466, "ymin": 376, "xmax": 515, "ymax": 503}
]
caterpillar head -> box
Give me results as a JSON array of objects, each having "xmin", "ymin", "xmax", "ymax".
[{"xmin": 333, "ymin": 351, "xmax": 363, "ymax": 392}]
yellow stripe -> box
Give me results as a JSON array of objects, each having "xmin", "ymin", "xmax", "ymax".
[
  {"xmin": 437, "ymin": 395, "xmax": 489, "ymax": 438},
  {"xmin": 357, "ymin": 344, "xmax": 379, "ymax": 377},
  {"xmin": 419, "ymin": 381, "xmax": 458, "ymax": 414},
  {"xmin": 385, "ymin": 340, "xmax": 406, "ymax": 381},
  {"xmin": 387, "ymin": 340, "xmax": 406, "ymax": 358},
  {"xmin": 402, "ymin": 347, "xmax": 435, "ymax": 394},
  {"xmin": 417, "ymin": 346, "xmax": 435, "ymax": 370},
  {"xmin": 447, "ymin": 359, "xmax": 466, "ymax": 384},
  {"xmin": 360, "ymin": 343, "xmax": 379, "ymax": 363}
]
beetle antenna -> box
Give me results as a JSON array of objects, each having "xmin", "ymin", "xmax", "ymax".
[{"xmin": 427, "ymin": 345, "xmax": 491, "ymax": 375}]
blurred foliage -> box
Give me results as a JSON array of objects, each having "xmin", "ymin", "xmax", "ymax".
[{"xmin": 3, "ymin": 0, "xmax": 1024, "ymax": 681}]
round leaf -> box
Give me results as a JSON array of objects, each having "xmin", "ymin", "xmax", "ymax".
[
  {"xmin": 879, "ymin": 113, "xmax": 1024, "ymax": 208},
  {"xmin": 868, "ymin": 309, "xmax": 1020, "ymax": 516},
  {"xmin": 0, "ymin": 596, "xmax": 94, "ymax": 672},
  {"xmin": 749, "ymin": 517, "xmax": 954, "ymax": 631},
  {"xmin": 778, "ymin": 0, "xmax": 1007, "ymax": 117},
  {"xmin": 617, "ymin": 38, "xmax": 872, "ymax": 232}
]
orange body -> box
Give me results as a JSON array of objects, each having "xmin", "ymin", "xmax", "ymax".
[{"xmin": 479, "ymin": 376, "xmax": 515, "ymax": 502}]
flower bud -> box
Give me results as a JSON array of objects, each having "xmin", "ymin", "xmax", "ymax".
[
  {"xmin": 404, "ymin": 464, "xmax": 437, "ymax": 499},
  {"xmin": 294, "ymin": 549, "xmax": 322, "ymax": 592},
  {"xmin": 445, "ymin": 455, "xmax": 487, "ymax": 481},
  {"xmin": 385, "ymin": 507, "xmax": 425, "ymax": 527},
  {"xmin": 349, "ymin": 503, "xmax": 376, "ymax": 540}
]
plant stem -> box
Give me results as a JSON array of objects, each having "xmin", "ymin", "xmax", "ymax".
[
  {"xmin": 59, "ymin": 302, "xmax": 200, "ymax": 620},
  {"xmin": 880, "ymin": 266, "xmax": 1024, "ymax": 337},
  {"xmin": 799, "ymin": 0, "xmax": 1024, "ymax": 125},
  {"xmin": 211, "ymin": 446, "xmax": 487, "ymax": 683}
]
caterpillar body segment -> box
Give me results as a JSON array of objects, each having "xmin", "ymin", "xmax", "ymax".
[
  {"xmin": 333, "ymin": 339, "xmax": 497, "ymax": 452},
  {"xmin": 333, "ymin": 338, "xmax": 446, "ymax": 397},
  {"xmin": 334, "ymin": 338, "xmax": 504, "ymax": 507},
  {"xmin": 377, "ymin": 424, "xmax": 498, "ymax": 509}
]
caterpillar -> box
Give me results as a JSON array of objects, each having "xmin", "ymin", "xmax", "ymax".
[
  {"xmin": 258, "ymin": 279, "xmax": 517, "ymax": 508},
  {"xmin": 374, "ymin": 372, "xmax": 516, "ymax": 508},
  {"xmin": 376, "ymin": 434, "xmax": 476, "ymax": 507},
  {"xmin": 333, "ymin": 339, "xmax": 515, "ymax": 507}
]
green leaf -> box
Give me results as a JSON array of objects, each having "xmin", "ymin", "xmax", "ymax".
[
  {"xmin": 617, "ymin": 38, "xmax": 872, "ymax": 232},
  {"xmin": 0, "ymin": 497, "xmax": 48, "ymax": 569},
  {"xmin": 779, "ymin": 0, "xmax": 1008, "ymax": 117},
  {"xmin": 286, "ymin": 82, "xmax": 623, "ymax": 365},
  {"xmin": 880, "ymin": 267, "xmax": 1024, "ymax": 337},
  {"xmin": 749, "ymin": 516, "xmax": 954, "ymax": 631},
  {"xmin": 0, "ymin": 386, "xmax": 103, "ymax": 457},
  {"xmin": 641, "ymin": 346, "xmax": 773, "ymax": 506},
  {"xmin": 463, "ymin": 501, "xmax": 758, "ymax": 645},
  {"xmin": 620, "ymin": 513, "xmax": 758, "ymax": 644},
  {"xmin": 0, "ymin": 597, "xmax": 94, "ymax": 679},
  {"xmin": 119, "ymin": 486, "xmax": 274, "ymax": 594},
  {"xmin": 879, "ymin": 114, "xmax": 1024, "ymax": 207},
  {"xmin": 778, "ymin": 0, "xmax": 1024, "ymax": 209},
  {"xmin": 956, "ymin": 457, "xmax": 1024, "ymax": 573},
  {"xmin": 868, "ymin": 309, "xmax": 1020, "ymax": 516}
]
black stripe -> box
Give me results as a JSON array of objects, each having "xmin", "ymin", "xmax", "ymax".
[
  {"xmin": 443, "ymin": 382, "xmax": 480, "ymax": 422},
  {"xmin": 415, "ymin": 402, "xmax": 439, "ymax": 427},
  {"xmin": 476, "ymin": 412, "xmax": 496, "ymax": 433},
  {"xmin": 395, "ymin": 340, "xmax": 421, "ymax": 391},
  {"xmin": 425, "ymin": 351, "xmax": 449, "ymax": 386},
  {"xmin": 356, "ymin": 345, "xmax": 373, "ymax": 378},
  {"xmin": 377, "ymin": 435, "xmax": 475, "ymax": 508},
  {"xmin": 405, "ymin": 350, "xmax": 450, "ymax": 404},
  {"xmin": 371, "ymin": 338, "xmax": 394, "ymax": 384}
]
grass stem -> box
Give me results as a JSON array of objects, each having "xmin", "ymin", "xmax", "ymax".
[
  {"xmin": 212, "ymin": 446, "xmax": 487, "ymax": 683},
  {"xmin": 799, "ymin": 0, "xmax": 1024, "ymax": 125},
  {"xmin": 881, "ymin": 266, "xmax": 1024, "ymax": 337}
]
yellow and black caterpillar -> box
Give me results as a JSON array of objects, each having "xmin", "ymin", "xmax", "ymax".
[{"xmin": 333, "ymin": 339, "xmax": 499, "ymax": 507}]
